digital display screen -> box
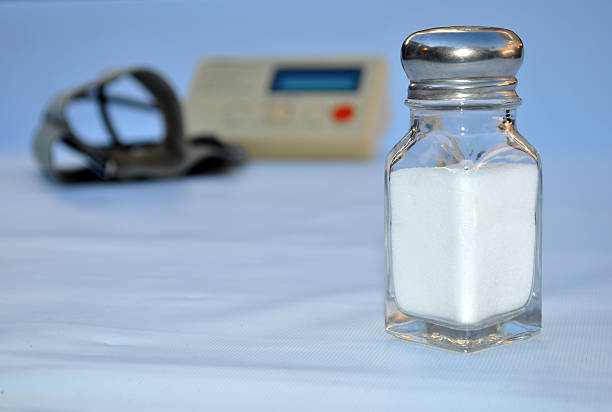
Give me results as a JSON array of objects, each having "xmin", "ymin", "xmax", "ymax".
[{"xmin": 271, "ymin": 68, "xmax": 361, "ymax": 92}]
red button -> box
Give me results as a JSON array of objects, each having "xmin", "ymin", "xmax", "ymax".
[{"xmin": 331, "ymin": 104, "xmax": 355, "ymax": 123}]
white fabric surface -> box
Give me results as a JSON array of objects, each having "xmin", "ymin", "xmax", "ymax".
[{"xmin": 0, "ymin": 155, "xmax": 611, "ymax": 411}]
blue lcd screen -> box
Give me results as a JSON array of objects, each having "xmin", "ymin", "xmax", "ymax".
[{"xmin": 271, "ymin": 68, "xmax": 361, "ymax": 92}]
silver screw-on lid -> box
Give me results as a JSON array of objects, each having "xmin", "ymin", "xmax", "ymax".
[{"xmin": 401, "ymin": 26, "xmax": 523, "ymax": 106}]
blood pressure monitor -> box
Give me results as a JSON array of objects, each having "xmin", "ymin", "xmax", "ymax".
[{"xmin": 184, "ymin": 57, "xmax": 389, "ymax": 158}]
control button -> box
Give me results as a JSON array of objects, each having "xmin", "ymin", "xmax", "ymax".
[
  {"xmin": 266, "ymin": 102, "xmax": 293, "ymax": 124},
  {"xmin": 302, "ymin": 104, "xmax": 326, "ymax": 127},
  {"xmin": 331, "ymin": 104, "xmax": 355, "ymax": 123}
]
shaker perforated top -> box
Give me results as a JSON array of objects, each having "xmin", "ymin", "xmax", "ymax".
[{"xmin": 401, "ymin": 26, "xmax": 524, "ymax": 105}]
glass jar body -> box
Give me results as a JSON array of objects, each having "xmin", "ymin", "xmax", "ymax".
[{"xmin": 384, "ymin": 107, "xmax": 542, "ymax": 352}]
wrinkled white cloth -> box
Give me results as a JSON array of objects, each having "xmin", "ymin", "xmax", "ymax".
[{"xmin": 0, "ymin": 155, "xmax": 610, "ymax": 411}]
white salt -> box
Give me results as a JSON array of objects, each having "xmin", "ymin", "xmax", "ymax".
[{"xmin": 390, "ymin": 162, "xmax": 538, "ymax": 325}]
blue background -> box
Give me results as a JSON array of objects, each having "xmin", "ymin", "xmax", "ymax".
[{"xmin": 1, "ymin": 0, "xmax": 610, "ymax": 157}]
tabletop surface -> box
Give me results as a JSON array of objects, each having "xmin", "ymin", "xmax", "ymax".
[{"xmin": 0, "ymin": 154, "xmax": 611, "ymax": 411}]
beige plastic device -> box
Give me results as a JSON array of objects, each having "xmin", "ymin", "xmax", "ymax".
[{"xmin": 184, "ymin": 56, "xmax": 389, "ymax": 159}]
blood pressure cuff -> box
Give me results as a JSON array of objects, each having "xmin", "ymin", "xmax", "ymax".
[{"xmin": 33, "ymin": 68, "xmax": 245, "ymax": 182}]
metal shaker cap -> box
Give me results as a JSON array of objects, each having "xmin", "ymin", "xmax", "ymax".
[{"xmin": 401, "ymin": 26, "xmax": 523, "ymax": 106}]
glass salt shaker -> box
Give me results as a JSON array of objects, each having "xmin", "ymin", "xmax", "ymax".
[{"xmin": 385, "ymin": 27, "xmax": 542, "ymax": 352}]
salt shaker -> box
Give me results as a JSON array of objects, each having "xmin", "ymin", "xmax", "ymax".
[{"xmin": 385, "ymin": 27, "xmax": 542, "ymax": 352}]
